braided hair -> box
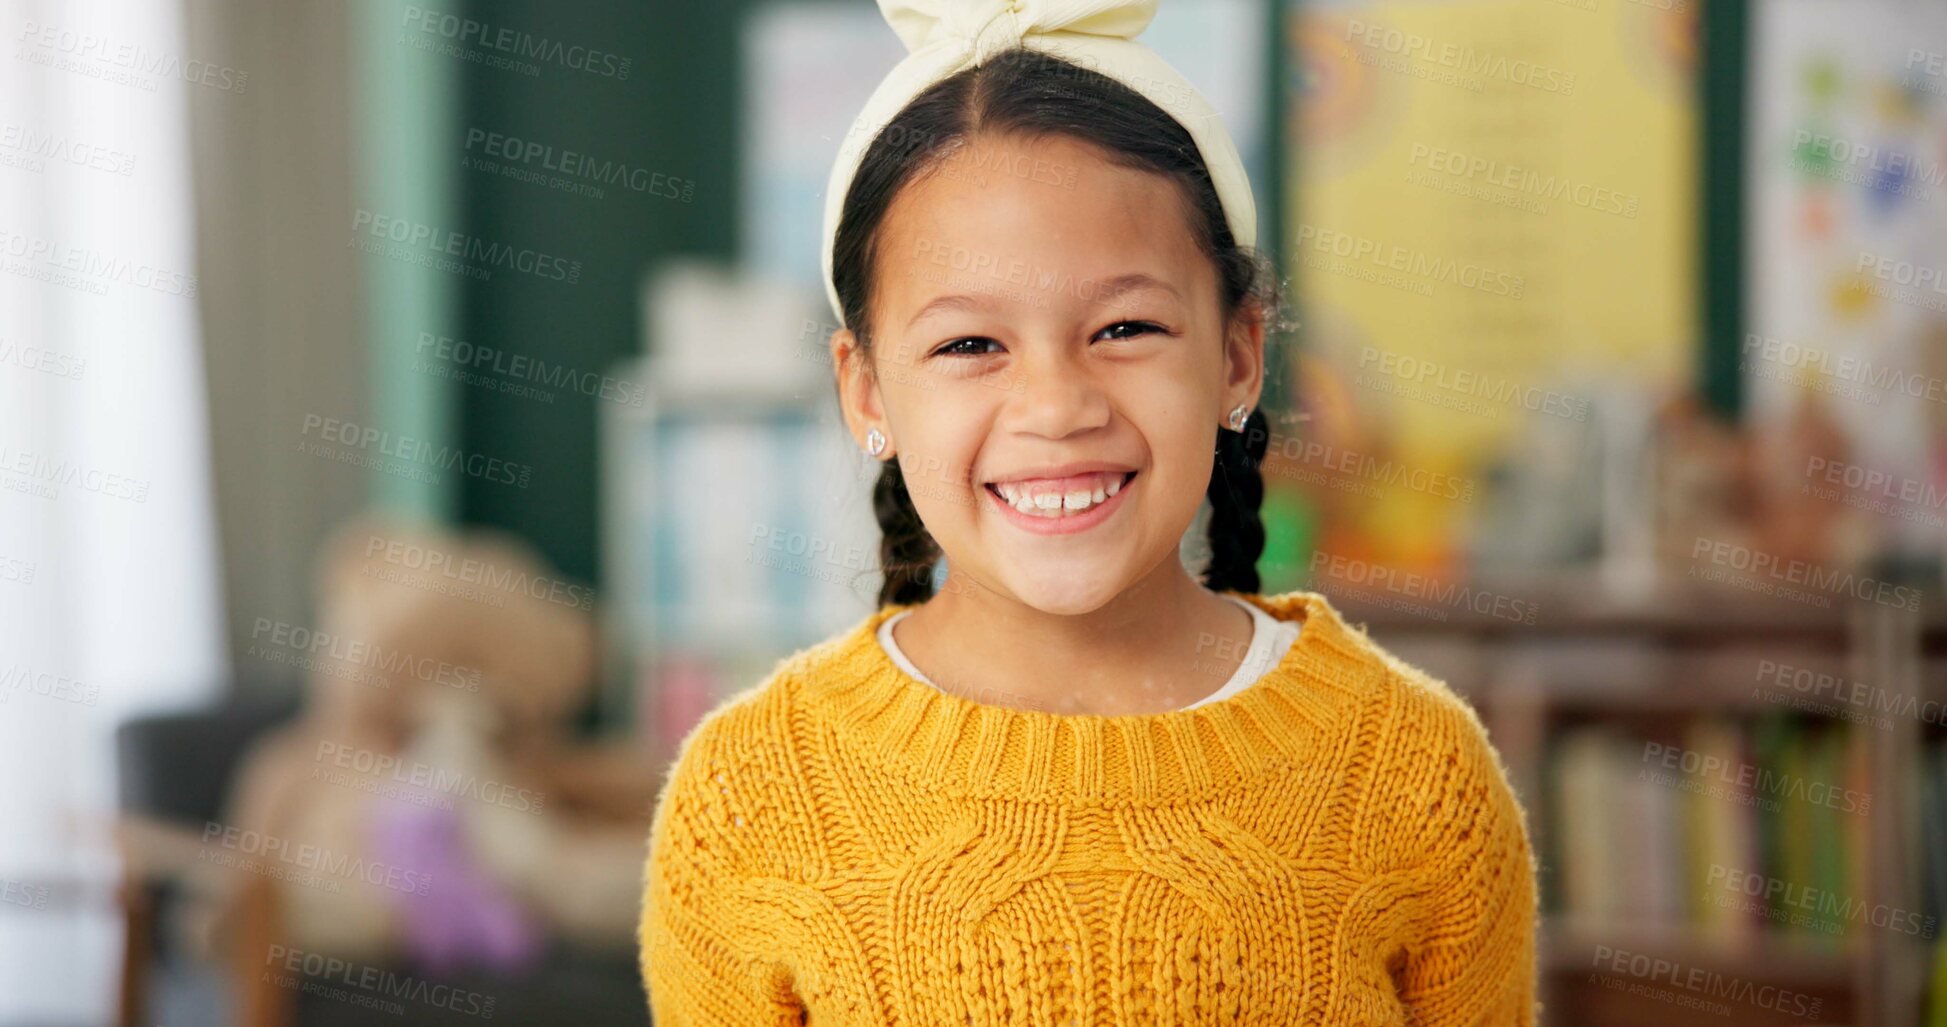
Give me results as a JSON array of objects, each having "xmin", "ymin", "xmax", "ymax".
[
  {"xmin": 872, "ymin": 457, "xmax": 942, "ymax": 606},
  {"xmin": 829, "ymin": 47, "xmax": 1286, "ymax": 608}
]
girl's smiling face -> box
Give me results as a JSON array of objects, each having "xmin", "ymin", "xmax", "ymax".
[{"xmin": 834, "ymin": 131, "xmax": 1265, "ymax": 615}]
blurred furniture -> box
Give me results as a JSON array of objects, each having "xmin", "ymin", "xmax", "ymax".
[
  {"xmin": 601, "ymin": 355, "xmax": 879, "ymax": 783},
  {"xmin": 1332, "ymin": 569, "xmax": 1945, "ymax": 1027},
  {"xmin": 113, "ymin": 695, "xmax": 652, "ymax": 1027}
]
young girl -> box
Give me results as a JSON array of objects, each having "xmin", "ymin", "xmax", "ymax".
[{"xmin": 641, "ymin": 2, "xmax": 1537, "ymax": 1023}]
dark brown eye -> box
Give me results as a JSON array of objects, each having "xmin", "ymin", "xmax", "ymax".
[
  {"xmin": 1096, "ymin": 321, "xmax": 1167, "ymax": 341},
  {"xmin": 932, "ymin": 337, "xmax": 1001, "ymax": 358}
]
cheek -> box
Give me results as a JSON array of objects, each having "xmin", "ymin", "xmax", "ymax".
[
  {"xmin": 888, "ymin": 424, "xmax": 984, "ymax": 521},
  {"xmin": 1142, "ymin": 409, "xmax": 1219, "ymax": 505}
]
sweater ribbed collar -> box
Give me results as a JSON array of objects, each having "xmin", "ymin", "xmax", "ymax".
[{"xmin": 795, "ymin": 589, "xmax": 1384, "ymax": 803}]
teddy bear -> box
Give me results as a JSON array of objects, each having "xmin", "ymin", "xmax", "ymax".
[{"xmin": 189, "ymin": 512, "xmax": 657, "ymax": 975}]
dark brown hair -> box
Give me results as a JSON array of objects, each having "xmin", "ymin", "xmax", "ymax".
[{"xmin": 832, "ymin": 46, "xmax": 1284, "ymax": 607}]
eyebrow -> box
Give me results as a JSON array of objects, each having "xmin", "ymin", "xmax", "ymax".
[{"xmin": 903, "ymin": 272, "xmax": 1182, "ymax": 330}]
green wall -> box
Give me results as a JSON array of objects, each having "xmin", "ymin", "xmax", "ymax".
[
  {"xmin": 358, "ymin": 0, "xmax": 460, "ymax": 520},
  {"xmin": 454, "ymin": 0, "xmax": 744, "ymax": 586}
]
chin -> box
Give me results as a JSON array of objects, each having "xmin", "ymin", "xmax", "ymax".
[{"xmin": 994, "ymin": 567, "xmax": 1131, "ymax": 617}]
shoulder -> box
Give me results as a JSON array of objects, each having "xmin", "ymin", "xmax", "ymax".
[
  {"xmin": 1369, "ymin": 640, "xmax": 1501, "ymax": 772},
  {"xmin": 658, "ymin": 617, "xmax": 868, "ymax": 779},
  {"xmin": 1296, "ymin": 598, "xmax": 1500, "ymax": 760},
  {"xmin": 652, "ymin": 654, "xmax": 805, "ymax": 816},
  {"xmin": 1330, "ymin": 625, "xmax": 1531, "ymax": 867},
  {"xmin": 645, "ymin": 633, "xmax": 852, "ymax": 879}
]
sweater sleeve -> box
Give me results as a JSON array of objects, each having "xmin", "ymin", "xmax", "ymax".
[
  {"xmin": 1391, "ymin": 693, "xmax": 1540, "ymax": 1027},
  {"xmin": 639, "ymin": 720, "xmax": 805, "ymax": 1026}
]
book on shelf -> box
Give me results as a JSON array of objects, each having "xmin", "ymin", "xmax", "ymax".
[{"xmin": 1544, "ymin": 712, "xmax": 1885, "ymax": 957}]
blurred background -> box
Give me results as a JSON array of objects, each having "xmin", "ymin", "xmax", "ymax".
[{"xmin": 1, "ymin": 0, "xmax": 1944, "ymax": 1024}]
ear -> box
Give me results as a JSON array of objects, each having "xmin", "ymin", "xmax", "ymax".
[
  {"xmin": 831, "ymin": 326, "xmax": 891, "ymax": 454},
  {"xmin": 1222, "ymin": 298, "xmax": 1268, "ymax": 418}
]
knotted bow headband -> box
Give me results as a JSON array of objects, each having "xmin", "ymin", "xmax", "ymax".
[{"xmin": 819, "ymin": 0, "xmax": 1258, "ymax": 325}]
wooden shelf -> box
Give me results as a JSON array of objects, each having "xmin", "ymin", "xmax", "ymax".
[
  {"xmin": 1543, "ymin": 918, "xmax": 1860, "ymax": 990},
  {"xmin": 1319, "ymin": 565, "xmax": 1941, "ymax": 640},
  {"xmin": 1309, "ymin": 569, "xmax": 1942, "ymax": 1027}
]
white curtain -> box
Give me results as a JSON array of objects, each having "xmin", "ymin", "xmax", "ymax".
[{"xmin": 0, "ymin": 0, "xmax": 226, "ymax": 1018}]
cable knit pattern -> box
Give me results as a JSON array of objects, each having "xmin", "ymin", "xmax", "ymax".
[{"xmin": 639, "ymin": 590, "xmax": 1538, "ymax": 1025}]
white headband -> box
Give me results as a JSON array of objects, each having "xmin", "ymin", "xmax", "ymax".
[{"xmin": 819, "ymin": 0, "xmax": 1258, "ymax": 326}]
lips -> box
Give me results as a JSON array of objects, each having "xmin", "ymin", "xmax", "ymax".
[
  {"xmin": 989, "ymin": 469, "xmax": 1130, "ymax": 496},
  {"xmin": 984, "ymin": 470, "xmax": 1137, "ymax": 518},
  {"xmin": 983, "ymin": 460, "xmax": 1137, "ymax": 487},
  {"xmin": 982, "ymin": 469, "xmax": 1136, "ymax": 534}
]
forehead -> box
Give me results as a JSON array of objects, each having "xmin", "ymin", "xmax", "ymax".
[{"xmin": 870, "ymin": 132, "xmax": 1209, "ymax": 330}]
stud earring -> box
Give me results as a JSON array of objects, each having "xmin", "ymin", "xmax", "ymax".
[
  {"xmin": 864, "ymin": 427, "xmax": 887, "ymax": 457},
  {"xmin": 1226, "ymin": 404, "xmax": 1250, "ymax": 431}
]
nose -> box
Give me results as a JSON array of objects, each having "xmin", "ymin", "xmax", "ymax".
[{"xmin": 1002, "ymin": 343, "xmax": 1111, "ymax": 440}]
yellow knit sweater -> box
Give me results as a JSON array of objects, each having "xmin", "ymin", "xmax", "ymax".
[{"xmin": 639, "ymin": 589, "xmax": 1538, "ymax": 1025}]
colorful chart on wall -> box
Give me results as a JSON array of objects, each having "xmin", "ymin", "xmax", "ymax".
[
  {"xmin": 1745, "ymin": 0, "xmax": 1947, "ymax": 559},
  {"xmin": 1283, "ymin": 0, "xmax": 1697, "ymax": 579}
]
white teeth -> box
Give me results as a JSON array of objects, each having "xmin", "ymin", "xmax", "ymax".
[{"xmin": 991, "ymin": 473, "xmax": 1129, "ymax": 518}]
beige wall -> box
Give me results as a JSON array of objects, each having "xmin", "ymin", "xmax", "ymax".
[{"xmin": 182, "ymin": 0, "xmax": 369, "ymax": 688}]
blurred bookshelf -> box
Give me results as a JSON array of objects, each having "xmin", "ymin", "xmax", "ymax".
[
  {"xmin": 600, "ymin": 371, "xmax": 880, "ymax": 776},
  {"xmin": 1325, "ymin": 570, "xmax": 1945, "ymax": 1027}
]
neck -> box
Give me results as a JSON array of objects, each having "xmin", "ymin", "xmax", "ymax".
[
  {"xmin": 803, "ymin": 590, "xmax": 1362, "ymax": 803},
  {"xmin": 893, "ymin": 558, "xmax": 1253, "ymax": 715}
]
